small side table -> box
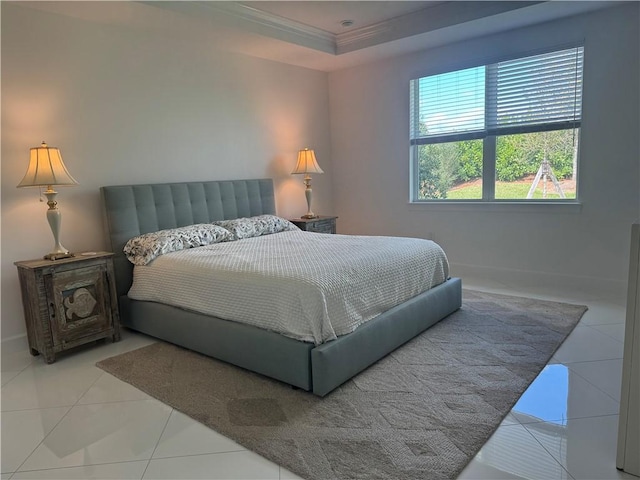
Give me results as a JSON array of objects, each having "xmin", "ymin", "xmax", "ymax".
[
  {"xmin": 15, "ymin": 252, "xmax": 121, "ymax": 363},
  {"xmin": 290, "ymin": 215, "xmax": 338, "ymax": 234}
]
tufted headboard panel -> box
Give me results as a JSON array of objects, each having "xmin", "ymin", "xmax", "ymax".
[{"xmin": 101, "ymin": 179, "xmax": 275, "ymax": 299}]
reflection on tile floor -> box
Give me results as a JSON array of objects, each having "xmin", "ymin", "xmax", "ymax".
[
  {"xmin": 512, "ymin": 364, "xmax": 619, "ymax": 425},
  {"xmin": 1, "ymin": 276, "xmax": 631, "ymax": 480},
  {"xmin": 455, "ymin": 276, "xmax": 629, "ymax": 480}
]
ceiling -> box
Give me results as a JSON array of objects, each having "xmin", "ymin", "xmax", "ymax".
[
  {"xmin": 240, "ymin": 1, "xmax": 442, "ymax": 35},
  {"xmin": 21, "ymin": 1, "xmax": 619, "ymax": 72}
]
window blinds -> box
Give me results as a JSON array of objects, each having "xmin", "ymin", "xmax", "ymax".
[
  {"xmin": 410, "ymin": 46, "xmax": 584, "ymax": 144},
  {"xmin": 486, "ymin": 47, "xmax": 584, "ymax": 135},
  {"xmin": 410, "ymin": 66, "xmax": 486, "ymax": 140}
]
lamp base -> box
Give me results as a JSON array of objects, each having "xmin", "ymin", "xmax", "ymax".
[
  {"xmin": 301, "ymin": 214, "xmax": 319, "ymax": 219},
  {"xmin": 44, "ymin": 252, "xmax": 75, "ymax": 261}
]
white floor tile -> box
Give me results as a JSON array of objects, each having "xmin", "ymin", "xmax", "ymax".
[
  {"xmin": 280, "ymin": 466, "xmax": 305, "ymax": 480},
  {"xmin": 501, "ymin": 413, "xmax": 520, "ymax": 426},
  {"xmin": 565, "ymin": 359, "xmax": 624, "ymax": 402},
  {"xmin": 590, "ymin": 323, "xmax": 626, "ymax": 343},
  {"xmin": 1, "ymin": 349, "xmax": 34, "ymax": 372},
  {"xmin": 1, "ymin": 406, "xmax": 70, "ymax": 474},
  {"xmin": 77, "ymin": 373, "xmax": 153, "ymax": 405},
  {"xmin": 577, "ymin": 303, "xmax": 627, "ymax": 326},
  {"xmin": 512, "ymin": 364, "xmax": 619, "ymax": 425},
  {"xmin": 10, "ymin": 461, "xmax": 148, "ymax": 479},
  {"xmin": 525, "ymin": 415, "xmax": 636, "ymax": 480},
  {"xmin": 143, "ymin": 451, "xmax": 280, "ymax": 479},
  {"xmin": 1, "ymin": 473, "xmax": 12, "ymax": 479},
  {"xmin": 459, "ymin": 457, "xmax": 572, "ymax": 479},
  {"xmin": 18, "ymin": 400, "xmax": 171, "ymax": 471},
  {"xmin": 152, "ymin": 410, "xmax": 245, "ymax": 459},
  {"xmin": 553, "ymin": 326, "xmax": 625, "ymax": 363},
  {"xmin": 1, "ymin": 363, "xmax": 103, "ymax": 411},
  {"xmin": 458, "ymin": 424, "xmax": 572, "ymax": 479},
  {"xmin": 1, "ymin": 370, "xmax": 21, "ymax": 387}
]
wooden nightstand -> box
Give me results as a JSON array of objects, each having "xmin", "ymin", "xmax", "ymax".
[
  {"xmin": 290, "ymin": 215, "xmax": 338, "ymax": 234},
  {"xmin": 15, "ymin": 252, "xmax": 121, "ymax": 363}
]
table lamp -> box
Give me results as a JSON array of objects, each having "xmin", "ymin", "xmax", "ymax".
[
  {"xmin": 17, "ymin": 142, "xmax": 78, "ymax": 260},
  {"xmin": 292, "ymin": 147, "xmax": 323, "ymax": 219}
]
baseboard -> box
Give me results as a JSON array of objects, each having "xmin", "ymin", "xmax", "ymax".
[
  {"xmin": 450, "ymin": 262, "xmax": 627, "ymax": 301},
  {"xmin": 1, "ymin": 333, "xmax": 29, "ymax": 354}
]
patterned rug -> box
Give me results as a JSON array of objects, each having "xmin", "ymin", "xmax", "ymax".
[{"xmin": 97, "ymin": 290, "xmax": 587, "ymax": 479}]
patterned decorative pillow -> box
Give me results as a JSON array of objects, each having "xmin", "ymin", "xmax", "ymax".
[
  {"xmin": 124, "ymin": 224, "xmax": 232, "ymax": 266},
  {"xmin": 215, "ymin": 215, "xmax": 299, "ymax": 240}
]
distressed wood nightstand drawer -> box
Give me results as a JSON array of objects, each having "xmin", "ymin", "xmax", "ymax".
[{"xmin": 289, "ymin": 216, "xmax": 337, "ymax": 234}]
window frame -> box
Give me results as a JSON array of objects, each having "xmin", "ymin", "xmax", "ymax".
[{"xmin": 409, "ymin": 45, "xmax": 584, "ymax": 204}]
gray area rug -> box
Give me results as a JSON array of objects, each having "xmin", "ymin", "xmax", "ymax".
[{"xmin": 97, "ymin": 290, "xmax": 587, "ymax": 479}]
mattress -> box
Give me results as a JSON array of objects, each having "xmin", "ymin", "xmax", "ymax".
[{"xmin": 128, "ymin": 230, "xmax": 449, "ymax": 344}]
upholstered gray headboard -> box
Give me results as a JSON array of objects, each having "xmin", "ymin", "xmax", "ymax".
[{"xmin": 101, "ymin": 179, "xmax": 276, "ymax": 299}]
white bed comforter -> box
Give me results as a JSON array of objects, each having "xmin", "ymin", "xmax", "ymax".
[{"xmin": 128, "ymin": 230, "xmax": 449, "ymax": 344}]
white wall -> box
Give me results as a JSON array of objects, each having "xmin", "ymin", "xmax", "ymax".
[
  {"xmin": 329, "ymin": 4, "xmax": 639, "ymax": 289},
  {"xmin": 1, "ymin": 3, "xmax": 333, "ymax": 340}
]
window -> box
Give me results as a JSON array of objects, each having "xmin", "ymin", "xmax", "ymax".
[{"xmin": 410, "ymin": 46, "xmax": 584, "ymax": 202}]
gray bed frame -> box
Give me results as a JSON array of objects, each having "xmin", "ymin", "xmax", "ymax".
[{"xmin": 101, "ymin": 179, "xmax": 462, "ymax": 396}]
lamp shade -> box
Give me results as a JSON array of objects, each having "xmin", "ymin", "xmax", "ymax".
[
  {"xmin": 291, "ymin": 148, "xmax": 323, "ymax": 175},
  {"xmin": 17, "ymin": 142, "xmax": 78, "ymax": 188}
]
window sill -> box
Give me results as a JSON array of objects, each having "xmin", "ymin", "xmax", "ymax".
[{"xmin": 407, "ymin": 200, "xmax": 582, "ymax": 214}]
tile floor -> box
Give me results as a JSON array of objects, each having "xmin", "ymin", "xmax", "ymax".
[{"xmin": 1, "ymin": 276, "xmax": 635, "ymax": 479}]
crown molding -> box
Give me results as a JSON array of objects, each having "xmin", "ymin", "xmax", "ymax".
[
  {"xmin": 207, "ymin": 1, "xmax": 544, "ymax": 56},
  {"xmin": 18, "ymin": 0, "xmax": 624, "ymax": 73},
  {"xmin": 336, "ymin": 1, "xmax": 543, "ymax": 54},
  {"xmin": 336, "ymin": 22, "xmax": 392, "ymax": 53},
  {"xmin": 138, "ymin": 1, "xmax": 615, "ymax": 65},
  {"xmin": 140, "ymin": 1, "xmax": 337, "ymax": 54},
  {"xmin": 202, "ymin": 2, "xmax": 337, "ymax": 53}
]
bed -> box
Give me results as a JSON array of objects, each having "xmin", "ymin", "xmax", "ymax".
[{"xmin": 101, "ymin": 178, "xmax": 462, "ymax": 396}]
